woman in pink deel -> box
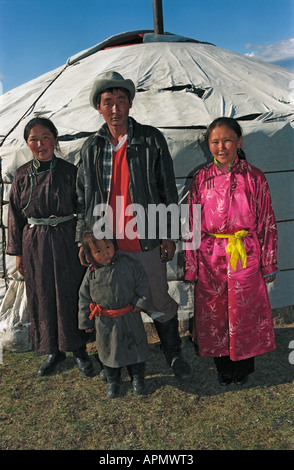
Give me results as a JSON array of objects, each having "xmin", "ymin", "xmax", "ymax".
[{"xmin": 185, "ymin": 117, "xmax": 278, "ymax": 386}]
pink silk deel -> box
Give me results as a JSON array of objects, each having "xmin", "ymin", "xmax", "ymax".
[{"xmin": 185, "ymin": 157, "xmax": 278, "ymax": 361}]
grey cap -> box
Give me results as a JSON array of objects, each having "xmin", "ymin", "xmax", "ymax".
[{"xmin": 89, "ymin": 71, "xmax": 136, "ymax": 109}]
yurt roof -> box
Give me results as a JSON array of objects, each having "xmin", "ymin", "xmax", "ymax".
[{"xmin": 0, "ymin": 30, "xmax": 293, "ymax": 177}]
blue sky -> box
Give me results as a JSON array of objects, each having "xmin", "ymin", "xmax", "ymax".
[{"xmin": 0, "ymin": 0, "xmax": 293, "ymax": 93}]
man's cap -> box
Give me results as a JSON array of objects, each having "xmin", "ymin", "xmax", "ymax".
[{"xmin": 89, "ymin": 71, "xmax": 136, "ymax": 109}]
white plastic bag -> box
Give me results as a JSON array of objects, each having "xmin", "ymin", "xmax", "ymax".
[{"xmin": 0, "ymin": 268, "xmax": 31, "ymax": 352}]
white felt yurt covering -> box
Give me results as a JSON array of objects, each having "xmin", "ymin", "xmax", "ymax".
[{"xmin": 0, "ymin": 31, "xmax": 293, "ymax": 349}]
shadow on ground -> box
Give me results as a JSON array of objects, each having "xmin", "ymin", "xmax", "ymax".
[{"xmin": 80, "ymin": 324, "xmax": 294, "ymax": 398}]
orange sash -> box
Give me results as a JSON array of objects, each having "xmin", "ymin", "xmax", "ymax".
[{"xmin": 89, "ymin": 302, "xmax": 132, "ymax": 320}]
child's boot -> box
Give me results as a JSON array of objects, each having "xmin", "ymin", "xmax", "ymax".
[
  {"xmin": 128, "ymin": 362, "xmax": 146, "ymax": 395},
  {"xmin": 104, "ymin": 366, "xmax": 121, "ymax": 398}
]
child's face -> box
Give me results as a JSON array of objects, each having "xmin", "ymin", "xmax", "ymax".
[{"xmin": 89, "ymin": 239, "xmax": 115, "ymax": 265}]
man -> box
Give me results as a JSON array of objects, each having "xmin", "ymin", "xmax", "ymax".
[{"xmin": 76, "ymin": 71, "xmax": 191, "ymax": 381}]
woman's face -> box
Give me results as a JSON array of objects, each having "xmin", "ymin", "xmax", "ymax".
[
  {"xmin": 26, "ymin": 124, "xmax": 57, "ymax": 161},
  {"xmin": 208, "ymin": 125, "xmax": 243, "ymax": 165},
  {"xmin": 88, "ymin": 239, "xmax": 115, "ymax": 265}
]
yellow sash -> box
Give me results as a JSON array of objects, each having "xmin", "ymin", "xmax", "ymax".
[{"xmin": 208, "ymin": 230, "xmax": 248, "ymax": 271}]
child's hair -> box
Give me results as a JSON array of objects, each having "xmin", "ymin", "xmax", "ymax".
[{"xmin": 81, "ymin": 226, "xmax": 116, "ymax": 262}]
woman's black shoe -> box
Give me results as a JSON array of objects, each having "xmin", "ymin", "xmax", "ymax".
[
  {"xmin": 38, "ymin": 351, "xmax": 66, "ymax": 376},
  {"xmin": 217, "ymin": 373, "xmax": 233, "ymax": 386},
  {"xmin": 234, "ymin": 374, "xmax": 249, "ymax": 385}
]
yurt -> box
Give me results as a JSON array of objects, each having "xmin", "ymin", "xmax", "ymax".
[{"xmin": 0, "ymin": 22, "xmax": 293, "ymax": 349}]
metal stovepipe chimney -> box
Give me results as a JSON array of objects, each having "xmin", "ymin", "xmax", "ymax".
[{"xmin": 153, "ymin": 0, "xmax": 164, "ymax": 34}]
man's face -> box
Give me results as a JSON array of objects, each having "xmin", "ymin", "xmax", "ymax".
[{"xmin": 97, "ymin": 89, "xmax": 132, "ymax": 130}]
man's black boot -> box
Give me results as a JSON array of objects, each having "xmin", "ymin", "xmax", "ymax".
[
  {"xmin": 73, "ymin": 347, "xmax": 95, "ymax": 377},
  {"xmin": 154, "ymin": 316, "xmax": 192, "ymax": 381}
]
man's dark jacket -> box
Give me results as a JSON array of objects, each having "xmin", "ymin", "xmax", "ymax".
[{"xmin": 76, "ymin": 117, "xmax": 178, "ymax": 250}]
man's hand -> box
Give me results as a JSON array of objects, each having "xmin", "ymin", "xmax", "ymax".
[
  {"xmin": 16, "ymin": 255, "xmax": 24, "ymax": 275},
  {"xmin": 85, "ymin": 328, "xmax": 95, "ymax": 333},
  {"xmin": 131, "ymin": 306, "xmax": 142, "ymax": 313},
  {"xmin": 160, "ymin": 240, "xmax": 176, "ymax": 262},
  {"xmin": 264, "ymin": 274, "xmax": 276, "ymax": 283},
  {"xmin": 78, "ymin": 246, "xmax": 90, "ymax": 266}
]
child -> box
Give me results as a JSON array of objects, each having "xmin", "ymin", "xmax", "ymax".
[{"xmin": 78, "ymin": 228, "xmax": 150, "ymax": 398}]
